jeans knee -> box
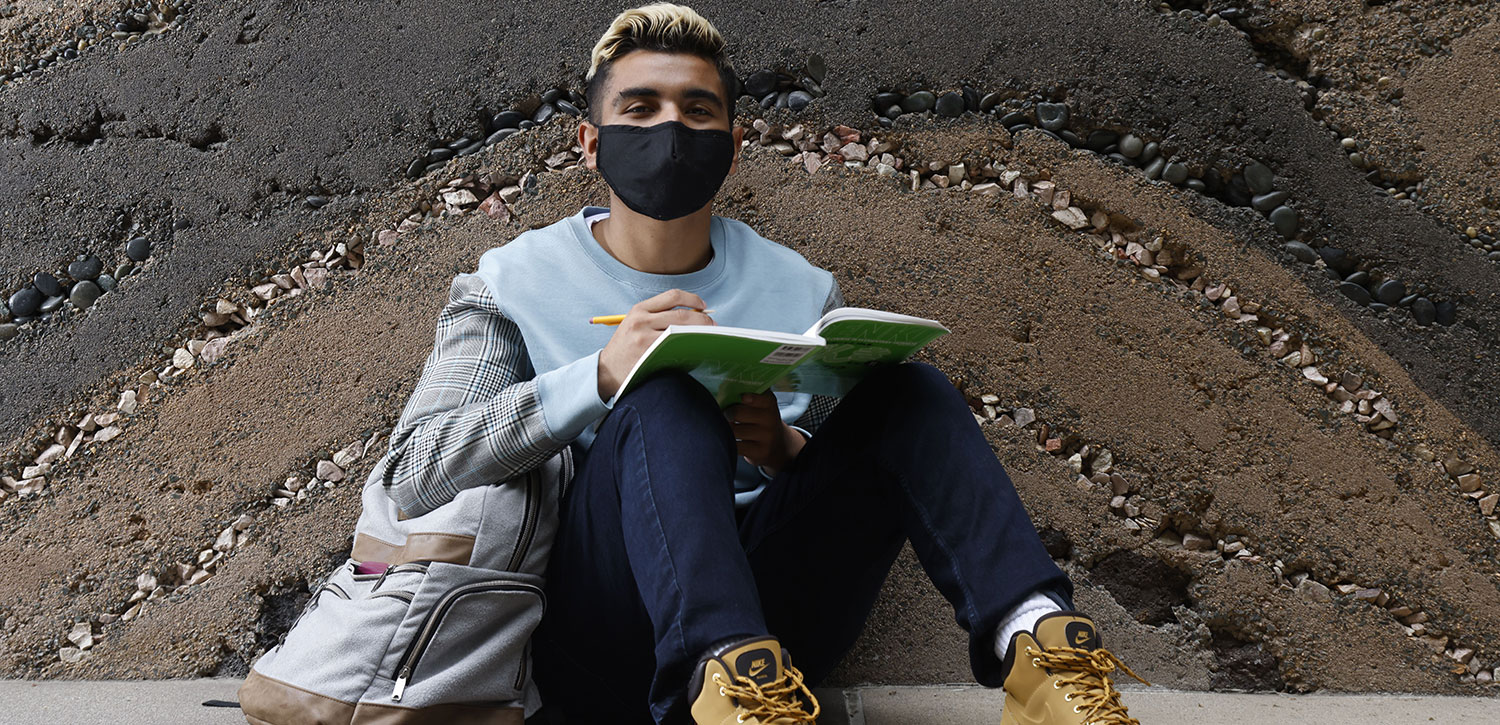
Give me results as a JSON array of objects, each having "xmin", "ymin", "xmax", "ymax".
[
  {"xmin": 618, "ymin": 369, "xmax": 729, "ymax": 435},
  {"xmin": 848, "ymin": 361, "xmax": 966, "ymax": 424}
]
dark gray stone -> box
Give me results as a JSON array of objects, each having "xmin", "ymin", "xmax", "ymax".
[
  {"xmin": 1269, "ymin": 205, "xmax": 1299, "ymax": 238},
  {"xmin": 744, "ymin": 70, "xmax": 777, "ymax": 97},
  {"xmin": 485, "ymin": 128, "xmax": 518, "ymax": 146},
  {"xmin": 900, "ymin": 91, "xmax": 936, "ymax": 113},
  {"xmin": 69, "ymin": 280, "xmax": 102, "ymax": 309},
  {"xmin": 34, "ymin": 272, "xmax": 63, "ymax": 297},
  {"xmin": 1435, "ymin": 300, "xmax": 1457, "ymax": 326},
  {"xmin": 492, "ymin": 110, "xmax": 525, "ymax": 129},
  {"xmin": 1284, "ymin": 241, "xmax": 1318, "ymax": 264},
  {"xmin": 1143, "ymin": 157, "xmax": 1165, "ymax": 180},
  {"xmin": 1369, "ymin": 303, "xmax": 1389, "ymax": 313},
  {"xmin": 873, "ymin": 92, "xmax": 902, "ymax": 113},
  {"xmin": 1163, "ymin": 162, "xmax": 1188, "ymax": 184},
  {"xmin": 1344, "ymin": 271, "xmax": 1370, "ymax": 288},
  {"xmin": 1375, "ymin": 279, "xmax": 1405, "ymax": 305},
  {"xmin": 882, "ymin": 104, "xmax": 903, "ymax": 120},
  {"xmin": 1251, "ymin": 191, "xmax": 1290, "ymax": 212},
  {"xmin": 8, "ymin": 287, "xmax": 42, "ymax": 318},
  {"xmin": 1184, "ymin": 178, "xmax": 1207, "ymax": 193},
  {"xmin": 999, "ymin": 110, "xmax": 1029, "ymax": 127},
  {"xmin": 1245, "ymin": 162, "xmax": 1274, "ymax": 194},
  {"xmin": 807, "ymin": 53, "xmax": 826, "ymax": 84},
  {"xmin": 541, "ymin": 88, "xmax": 565, "ymax": 104},
  {"xmin": 446, "ymin": 136, "xmax": 476, "ymax": 151},
  {"xmin": 1398, "ymin": 294, "xmax": 1418, "ymax": 307},
  {"xmin": 961, "ymin": 85, "xmax": 979, "ymax": 113},
  {"xmin": 1036, "ymin": 102, "xmax": 1069, "ymax": 131},
  {"xmin": 935, "ymin": 91, "xmax": 965, "ymax": 117},
  {"xmin": 1085, "ymin": 130, "xmax": 1118, "ymax": 152},
  {"xmin": 555, "ymin": 100, "xmax": 581, "ymax": 116},
  {"xmin": 39, "ymin": 295, "xmax": 65, "ymax": 313},
  {"xmin": 1318, "ymin": 246, "xmax": 1355, "ymax": 275},
  {"xmin": 126, "ymin": 236, "xmax": 151, "ymax": 262},
  {"xmin": 0, "ymin": 323, "xmax": 16, "ymax": 341},
  {"xmin": 532, "ymin": 104, "xmax": 556, "ymax": 124},
  {"xmin": 1118, "ymin": 134, "xmax": 1143, "ymax": 158},
  {"xmin": 1058, "ymin": 130, "xmax": 1083, "ymax": 147},
  {"xmin": 304, "ymin": 195, "xmax": 327, "ymax": 209},
  {"xmin": 97, "ymin": 274, "xmax": 116, "ymax": 292},
  {"xmin": 1338, "ymin": 281, "xmax": 1373, "ymax": 306},
  {"xmin": 405, "ymin": 157, "xmax": 425, "ymax": 179},
  {"xmin": 787, "ymin": 91, "xmax": 813, "ymax": 112},
  {"xmin": 1412, "ymin": 297, "xmax": 1436, "ymax": 326},
  {"xmin": 979, "ymin": 92, "xmax": 1004, "ymax": 112},
  {"xmin": 1139, "ymin": 142, "xmax": 1159, "ymax": 164},
  {"xmin": 1410, "ymin": 298, "xmax": 1434, "ymax": 325},
  {"xmin": 68, "ymin": 256, "xmax": 103, "ymax": 281}
]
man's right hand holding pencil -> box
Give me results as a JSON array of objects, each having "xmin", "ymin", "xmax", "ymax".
[{"xmin": 595, "ymin": 288, "xmax": 716, "ymax": 403}]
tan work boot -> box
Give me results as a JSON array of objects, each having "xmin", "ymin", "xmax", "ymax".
[
  {"xmin": 687, "ymin": 635, "xmax": 820, "ymax": 724},
  {"xmin": 998, "ymin": 611, "xmax": 1149, "ymax": 725}
]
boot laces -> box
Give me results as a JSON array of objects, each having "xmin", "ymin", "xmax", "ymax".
[
  {"xmin": 1027, "ymin": 645, "xmax": 1150, "ymax": 725},
  {"xmin": 712, "ymin": 663, "xmax": 821, "ymax": 723}
]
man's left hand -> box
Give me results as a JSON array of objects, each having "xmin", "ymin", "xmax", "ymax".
[{"xmin": 724, "ymin": 391, "xmax": 805, "ymax": 474}]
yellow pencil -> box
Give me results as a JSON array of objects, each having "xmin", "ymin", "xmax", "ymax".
[{"xmin": 590, "ymin": 308, "xmax": 714, "ymax": 325}]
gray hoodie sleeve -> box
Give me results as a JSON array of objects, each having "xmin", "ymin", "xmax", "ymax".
[{"xmin": 368, "ymin": 273, "xmax": 610, "ymax": 517}]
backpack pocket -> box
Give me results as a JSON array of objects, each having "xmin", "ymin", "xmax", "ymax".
[
  {"xmin": 366, "ymin": 561, "xmax": 545, "ymax": 709},
  {"xmin": 242, "ymin": 561, "xmax": 428, "ymax": 723}
]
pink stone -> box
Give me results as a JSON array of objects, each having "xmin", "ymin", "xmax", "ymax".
[{"xmin": 478, "ymin": 193, "xmax": 511, "ymax": 221}]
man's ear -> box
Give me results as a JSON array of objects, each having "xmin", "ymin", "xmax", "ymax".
[
  {"xmin": 579, "ymin": 120, "xmax": 598, "ymax": 170},
  {"xmin": 728, "ymin": 125, "xmax": 745, "ymax": 175}
]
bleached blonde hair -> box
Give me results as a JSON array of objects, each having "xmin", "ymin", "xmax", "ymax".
[{"xmin": 584, "ymin": 3, "xmax": 738, "ymax": 123}]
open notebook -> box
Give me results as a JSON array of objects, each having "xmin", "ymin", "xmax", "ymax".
[{"xmin": 609, "ymin": 306, "xmax": 951, "ymax": 409}]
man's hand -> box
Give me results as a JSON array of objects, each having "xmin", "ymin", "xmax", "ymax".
[
  {"xmin": 598, "ymin": 289, "xmax": 716, "ymax": 403},
  {"xmin": 724, "ymin": 391, "xmax": 806, "ymax": 474}
]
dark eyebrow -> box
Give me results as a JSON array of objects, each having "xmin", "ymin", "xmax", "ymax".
[{"xmin": 615, "ymin": 86, "xmax": 724, "ymax": 111}]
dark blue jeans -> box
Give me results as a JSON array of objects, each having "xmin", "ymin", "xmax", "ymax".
[{"xmin": 530, "ymin": 361, "xmax": 1073, "ymax": 724}]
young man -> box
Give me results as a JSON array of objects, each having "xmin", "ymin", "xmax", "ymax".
[{"xmin": 381, "ymin": 3, "xmax": 1148, "ymax": 723}]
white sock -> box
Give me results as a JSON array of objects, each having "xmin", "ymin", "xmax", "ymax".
[{"xmin": 993, "ymin": 591, "xmax": 1064, "ymax": 661}]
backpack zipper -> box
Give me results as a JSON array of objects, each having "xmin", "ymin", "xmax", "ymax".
[
  {"xmin": 514, "ymin": 637, "xmax": 531, "ymax": 692},
  {"xmin": 390, "ymin": 580, "xmax": 545, "ymax": 701},
  {"xmin": 559, "ymin": 445, "xmax": 573, "ymax": 501},
  {"xmin": 505, "ymin": 473, "xmax": 542, "ymax": 572},
  {"xmin": 286, "ymin": 580, "xmax": 350, "ymax": 635}
]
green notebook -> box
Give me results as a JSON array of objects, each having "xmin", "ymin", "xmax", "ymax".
[{"xmin": 609, "ymin": 306, "xmax": 951, "ymax": 409}]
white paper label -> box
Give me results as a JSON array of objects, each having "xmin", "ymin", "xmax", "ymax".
[{"xmin": 760, "ymin": 344, "xmax": 812, "ymax": 365}]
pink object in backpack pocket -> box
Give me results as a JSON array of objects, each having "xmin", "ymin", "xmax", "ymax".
[{"xmin": 355, "ymin": 561, "xmax": 389, "ymax": 575}]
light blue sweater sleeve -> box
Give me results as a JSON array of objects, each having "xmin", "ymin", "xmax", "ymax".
[{"xmin": 534, "ymin": 348, "xmax": 615, "ymax": 442}]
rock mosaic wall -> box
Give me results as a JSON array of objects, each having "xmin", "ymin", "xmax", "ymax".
[{"xmin": 2, "ymin": 0, "xmax": 1498, "ymax": 697}]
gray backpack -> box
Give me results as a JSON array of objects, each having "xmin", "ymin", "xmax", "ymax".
[{"xmin": 238, "ymin": 445, "xmax": 571, "ymax": 725}]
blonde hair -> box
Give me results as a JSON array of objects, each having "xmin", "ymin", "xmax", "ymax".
[{"xmin": 584, "ymin": 3, "xmax": 738, "ymax": 123}]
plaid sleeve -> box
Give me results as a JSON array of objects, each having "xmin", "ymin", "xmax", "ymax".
[
  {"xmin": 790, "ymin": 274, "xmax": 844, "ymax": 437},
  {"xmin": 370, "ymin": 273, "xmax": 567, "ymax": 517}
]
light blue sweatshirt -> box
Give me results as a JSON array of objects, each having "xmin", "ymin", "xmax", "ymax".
[{"xmin": 474, "ymin": 205, "xmax": 840, "ymax": 506}]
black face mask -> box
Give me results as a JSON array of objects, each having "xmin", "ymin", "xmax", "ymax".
[{"xmin": 594, "ymin": 120, "xmax": 734, "ymax": 221}]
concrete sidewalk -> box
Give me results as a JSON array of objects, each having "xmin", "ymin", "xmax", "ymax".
[{"xmin": 0, "ymin": 679, "xmax": 1495, "ymax": 724}]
